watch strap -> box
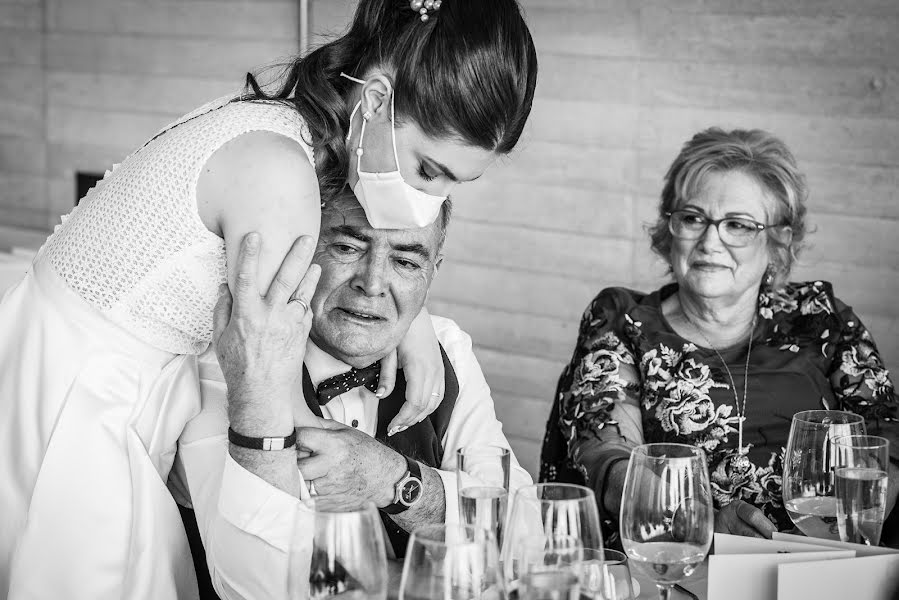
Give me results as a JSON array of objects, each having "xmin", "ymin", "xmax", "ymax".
[
  {"xmin": 382, "ymin": 456, "xmax": 422, "ymax": 515},
  {"xmin": 227, "ymin": 427, "xmax": 297, "ymax": 451}
]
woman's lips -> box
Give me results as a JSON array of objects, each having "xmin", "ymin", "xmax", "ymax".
[{"xmin": 691, "ymin": 261, "xmax": 729, "ymax": 271}]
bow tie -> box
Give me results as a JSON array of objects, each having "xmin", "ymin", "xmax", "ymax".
[{"xmin": 315, "ymin": 362, "xmax": 381, "ymax": 404}]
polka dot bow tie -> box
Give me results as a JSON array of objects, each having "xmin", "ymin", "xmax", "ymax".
[{"xmin": 315, "ymin": 362, "xmax": 381, "ymax": 404}]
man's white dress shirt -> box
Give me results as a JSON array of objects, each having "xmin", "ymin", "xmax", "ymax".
[{"xmin": 172, "ymin": 315, "xmax": 533, "ymax": 599}]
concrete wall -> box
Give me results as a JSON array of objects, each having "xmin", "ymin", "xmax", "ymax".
[{"xmin": 1, "ymin": 0, "xmax": 897, "ymax": 477}]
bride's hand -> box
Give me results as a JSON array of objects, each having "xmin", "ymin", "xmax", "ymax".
[{"xmin": 385, "ymin": 307, "xmax": 445, "ymax": 435}]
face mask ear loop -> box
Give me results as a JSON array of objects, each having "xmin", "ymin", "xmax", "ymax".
[{"xmin": 388, "ymin": 85, "xmax": 402, "ymax": 175}]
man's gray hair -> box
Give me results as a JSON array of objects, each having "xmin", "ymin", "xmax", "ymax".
[{"xmin": 322, "ymin": 189, "xmax": 453, "ymax": 255}]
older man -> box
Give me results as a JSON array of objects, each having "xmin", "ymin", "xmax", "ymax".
[{"xmin": 173, "ymin": 194, "xmax": 531, "ymax": 598}]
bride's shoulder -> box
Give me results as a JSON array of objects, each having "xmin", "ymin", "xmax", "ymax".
[{"xmin": 196, "ymin": 129, "xmax": 319, "ymax": 236}]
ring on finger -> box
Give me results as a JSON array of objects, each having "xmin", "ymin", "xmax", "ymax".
[
  {"xmin": 430, "ymin": 392, "xmax": 441, "ymax": 397},
  {"xmin": 288, "ymin": 296, "xmax": 309, "ymax": 313}
]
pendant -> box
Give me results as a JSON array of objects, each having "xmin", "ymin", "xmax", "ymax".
[{"xmin": 731, "ymin": 451, "xmax": 751, "ymax": 470}]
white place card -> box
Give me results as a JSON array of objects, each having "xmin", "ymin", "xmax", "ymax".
[
  {"xmin": 707, "ymin": 550, "xmax": 855, "ymax": 600},
  {"xmin": 777, "ymin": 554, "xmax": 899, "ymax": 600}
]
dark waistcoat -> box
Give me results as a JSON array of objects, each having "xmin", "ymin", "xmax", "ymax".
[{"xmin": 301, "ymin": 343, "xmax": 459, "ymax": 558}]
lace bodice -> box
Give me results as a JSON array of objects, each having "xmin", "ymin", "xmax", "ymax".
[{"xmin": 43, "ymin": 97, "xmax": 316, "ymax": 354}]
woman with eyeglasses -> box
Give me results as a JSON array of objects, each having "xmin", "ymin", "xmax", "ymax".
[{"xmin": 539, "ymin": 128, "xmax": 897, "ymax": 543}]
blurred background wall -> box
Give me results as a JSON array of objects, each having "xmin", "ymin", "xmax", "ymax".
[{"xmin": 1, "ymin": 0, "xmax": 897, "ymax": 477}]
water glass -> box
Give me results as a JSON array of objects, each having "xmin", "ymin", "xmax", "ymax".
[
  {"xmin": 457, "ymin": 446, "xmax": 511, "ymax": 546},
  {"xmin": 619, "ymin": 443, "xmax": 713, "ymax": 600},
  {"xmin": 833, "ymin": 434, "xmax": 890, "ymax": 546},
  {"xmin": 782, "ymin": 410, "xmax": 866, "ymax": 540},
  {"xmin": 580, "ymin": 549, "xmax": 634, "ymax": 600},
  {"xmin": 517, "ymin": 535, "xmax": 583, "ymax": 600},
  {"xmin": 501, "ymin": 483, "xmax": 603, "ymax": 594},
  {"xmin": 399, "ymin": 524, "xmax": 504, "ymax": 600},
  {"xmin": 289, "ymin": 502, "xmax": 388, "ymax": 599}
]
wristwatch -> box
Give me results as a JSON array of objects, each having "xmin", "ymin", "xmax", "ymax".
[{"xmin": 382, "ymin": 456, "xmax": 423, "ymax": 514}]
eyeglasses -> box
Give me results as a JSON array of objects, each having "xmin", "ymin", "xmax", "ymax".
[{"xmin": 666, "ymin": 210, "xmax": 784, "ymax": 247}]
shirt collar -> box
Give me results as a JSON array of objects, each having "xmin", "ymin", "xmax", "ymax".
[{"xmin": 304, "ymin": 340, "xmax": 355, "ymax": 388}]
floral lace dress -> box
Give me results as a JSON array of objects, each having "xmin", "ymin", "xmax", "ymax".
[{"xmin": 539, "ymin": 281, "xmax": 897, "ymax": 539}]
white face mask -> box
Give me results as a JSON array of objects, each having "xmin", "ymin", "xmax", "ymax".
[{"xmin": 342, "ymin": 73, "xmax": 446, "ymax": 229}]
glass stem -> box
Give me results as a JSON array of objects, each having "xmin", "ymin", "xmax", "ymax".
[{"xmin": 657, "ymin": 584, "xmax": 673, "ymax": 600}]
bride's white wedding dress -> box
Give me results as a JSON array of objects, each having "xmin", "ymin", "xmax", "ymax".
[{"xmin": 0, "ymin": 96, "xmax": 314, "ymax": 599}]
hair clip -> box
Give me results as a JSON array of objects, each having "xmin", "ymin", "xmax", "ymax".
[{"xmin": 410, "ymin": 0, "xmax": 441, "ymax": 22}]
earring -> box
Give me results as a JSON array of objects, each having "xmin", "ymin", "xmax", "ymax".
[
  {"xmin": 764, "ymin": 265, "xmax": 775, "ymax": 286},
  {"xmin": 362, "ymin": 110, "xmax": 372, "ymax": 121}
]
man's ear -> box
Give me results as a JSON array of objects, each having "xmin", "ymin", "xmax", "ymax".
[{"xmin": 360, "ymin": 74, "xmax": 394, "ymax": 123}]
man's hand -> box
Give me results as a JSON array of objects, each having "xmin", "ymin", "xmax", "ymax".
[
  {"xmin": 296, "ymin": 420, "xmax": 407, "ymax": 511},
  {"xmin": 715, "ymin": 499, "xmax": 777, "ymax": 539},
  {"xmin": 213, "ymin": 233, "xmax": 321, "ymax": 434}
]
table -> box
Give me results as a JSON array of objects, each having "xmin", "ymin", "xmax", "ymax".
[{"xmin": 386, "ymin": 560, "xmax": 708, "ymax": 599}]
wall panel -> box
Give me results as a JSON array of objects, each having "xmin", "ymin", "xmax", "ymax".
[{"xmin": 0, "ymin": 0, "xmax": 896, "ymax": 479}]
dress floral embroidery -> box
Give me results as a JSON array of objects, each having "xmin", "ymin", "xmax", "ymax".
[{"xmin": 540, "ymin": 281, "xmax": 897, "ymax": 539}]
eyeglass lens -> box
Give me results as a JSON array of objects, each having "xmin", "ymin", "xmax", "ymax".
[{"xmin": 668, "ymin": 212, "xmax": 760, "ymax": 247}]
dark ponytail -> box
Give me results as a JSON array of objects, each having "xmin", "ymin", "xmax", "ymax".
[{"xmin": 245, "ymin": 0, "xmax": 538, "ymax": 206}]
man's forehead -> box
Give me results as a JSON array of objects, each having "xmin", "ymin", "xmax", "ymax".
[{"xmin": 321, "ymin": 206, "xmax": 440, "ymax": 256}]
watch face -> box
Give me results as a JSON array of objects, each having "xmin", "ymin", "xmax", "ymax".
[{"xmin": 401, "ymin": 477, "xmax": 422, "ymax": 506}]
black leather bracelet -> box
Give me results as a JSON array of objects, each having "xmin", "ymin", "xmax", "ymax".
[{"xmin": 227, "ymin": 426, "xmax": 297, "ymax": 451}]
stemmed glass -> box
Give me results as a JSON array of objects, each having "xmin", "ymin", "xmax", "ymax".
[
  {"xmin": 782, "ymin": 410, "xmax": 866, "ymax": 540},
  {"xmin": 501, "ymin": 483, "xmax": 603, "ymax": 597},
  {"xmin": 833, "ymin": 434, "xmax": 890, "ymax": 546},
  {"xmin": 457, "ymin": 446, "xmax": 512, "ymax": 548},
  {"xmin": 399, "ymin": 524, "xmax": 504, "ymax": 600},
  {"xmin": 619, "ymin": 443, "xmax": 713, "ymax": 600},
  {"xmin": 516, "ymin": 535, "xmax": 583, "ymax": 600},
  {"xmin": 289, "ymin": 502, "xmax": 388, "ymax": 599},
  {"xmin": 579, "ymin": 549, "xmax": 635, "ymax": 600}
]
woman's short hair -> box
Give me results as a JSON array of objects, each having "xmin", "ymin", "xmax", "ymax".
[{"xmin": 648, "ymin": 128, "xmax": 808, "ymax": 287}]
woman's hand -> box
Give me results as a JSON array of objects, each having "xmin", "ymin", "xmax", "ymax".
[
  {"xmin": 385, "ymin": 307, "xmax": 445, "ymax": 436},
  {"xmin": 715, "ymin": 499, "xmax": 777, "ymax": 539},
  {"xmin": 213, "ymin": 233, "xmax": 321, "ymax": 432}
]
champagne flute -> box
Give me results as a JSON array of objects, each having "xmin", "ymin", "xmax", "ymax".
[
  {"xmin": 289, "ymin": 502, "xmax": 388, "ymax": 599},
  {"xmin": 457, "ymin": 446, "xmax": 511, "ymax": 547},
  {"xmin": 619, "ymin": 443, "xmax": 713, "ymax": 600},
  {"xmin": 579, "ymin": 548, "xmax": 635, "ymax": 600},
  {"xmin": 501, "ymin": 483, "xmax": 602, "ymax": 595},
  {"xmin": 399, "ymin": 524, "xmax": 504, "ymax": 600},
  {"xmin": 782, "ymin": 410, "xmax": 866, "ymax": 540},
  {"xmin": 833, "ymin": 434, "xmax": 890, "ymax": 546}
]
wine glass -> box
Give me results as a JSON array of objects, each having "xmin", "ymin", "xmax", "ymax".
[
  {"xmin": 517, "ymin": 535, "xmax": 583, "ymax": 600},
  {"xmin": 501, "ymin": 483, "xmax": 602, "ymax": 594},
  {"xmin": 457, "ymin": 446, "xmax": 511, "ymax": 547},
  {"xmin": 782, "ymin": 410, "xmax": 866, "ymax": 540},
  {"xmin": 398, "ymin": 524, "xmax": 504, "ymax": 600},
  {"xmin": 579, "ymin": 549, "xmax": 635, "ymax": 600},
  {"xmin": 619, "ymin": 443, "xmax": 713, "ymax": 600},
  {"xmin": 289, "ymin": 502, "xmax": 388, "ymax": 599},
  {"xmin": 833, "ymin": 434, "xmax": 890, "ymax": 545}
]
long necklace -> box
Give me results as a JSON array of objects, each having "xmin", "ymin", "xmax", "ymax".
[{"xmin": 682, "ymin": 306, "xmax": 756, "ymax": 470}]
